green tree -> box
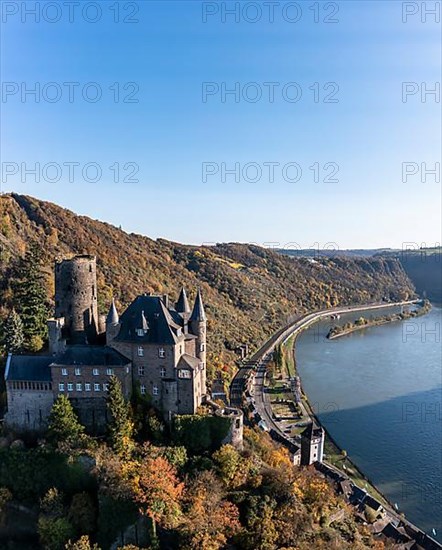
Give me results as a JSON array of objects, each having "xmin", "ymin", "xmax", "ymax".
[
  {"xmin": 47, "ymin": 395, "xmax": 85, "ymax": 446},
  {"xmin": 38, "ymin": 516, "xmax": 75, "ymax": 550},
  {"xmin": 107, "ymin": 375, "xmax": 134, "ymax": 457},
  {"xmin": 12, "ymin": 244, "xmax": 49, "ymax": 350},
  {"xmin": 4, "ymin": 309, "xmax": 25, "ymax": 353},
  {"xmin": 68, "ymin": 492, "xmax": 96, "ymax": 536}
]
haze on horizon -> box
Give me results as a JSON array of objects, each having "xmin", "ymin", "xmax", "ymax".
[{"xmin": 1, "ymin": 1, "xmax": 441, "ymax": 250}]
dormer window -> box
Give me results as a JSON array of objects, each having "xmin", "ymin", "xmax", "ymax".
[{"xmin": 137, "ymin": 329, "xmax": 144, "ymax": 337}]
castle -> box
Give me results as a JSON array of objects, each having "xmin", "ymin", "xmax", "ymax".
[{"xmin": 4, "ymin": 255, "xmax": 209, "ymax": 432}]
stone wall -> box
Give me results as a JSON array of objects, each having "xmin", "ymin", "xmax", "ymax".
[{"xmin": 4, "ymin": 382, "xmax": 54, "ymax": 433}]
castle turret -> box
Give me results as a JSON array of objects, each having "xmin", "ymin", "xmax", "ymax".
[
  {"xmin": 54, "ymin": 255, "xmax": 98, "ymax": 344},
  {"xmin": 106, "ymin": 298, "xmax": 120, "ymax": 344},
  {"xmin": 189, "ymin": 289, "xmax": 207, "ymax": 396}
]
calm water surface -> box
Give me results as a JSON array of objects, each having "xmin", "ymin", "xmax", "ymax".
[{"xmin": 296, "ymin": 305, "xmax": 442, "ymax": 540}]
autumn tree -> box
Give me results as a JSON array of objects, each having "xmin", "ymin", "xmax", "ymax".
[
  {"xmin": 65, "ymin": 536, "xmax": 100, "ymax": 550},
  {"xmin": 133, "ymin": 454, "xmax": 184, "ymax": 541},
  {"xmin": 47, "ymin": 395, "xmax": 85, "ymax": 446},
  {"xmin": 107, "ymin": 375, "xmax": 134, "ymax": 458},
  {"xmin": 179, "ymin": 470, "xmax": 240, "ymax": 550}
]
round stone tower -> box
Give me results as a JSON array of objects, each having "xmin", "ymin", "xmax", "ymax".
[
  {"xmin": 215, "ymin": 407, "xmax": 244, "ymax": 449},
  {"xmin": 55, "ymin": 255, "xmax": 98, "ymax": 344}
]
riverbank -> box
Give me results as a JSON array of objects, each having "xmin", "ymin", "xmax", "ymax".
[
  {"xmin": 327, "ymin": 300, "xmax": 431, "ymax": 340},
  {"xmin": 292, "ymin": 302, "xmax": 440, "ymax": 545}
]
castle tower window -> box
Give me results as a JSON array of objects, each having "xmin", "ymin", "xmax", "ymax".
[
  {"xmin": 160, "ymin": 367, "xmax": 166, "ymax": 378},
  {"xmin": 93, "ymin": 368, "xmax": 99, "ymax": 376},
  {"xmin": 153, "ymin": 386, "xmax": 159, "ymax": 396},
  {"xmin": 62, "ymin": 368, "xmax": 68, "ymax": 376},
  {"xmin": 138, "ymin": 346, "xmax": 144, "ymax": 357},
  {"xmin": 200, "ymin": 343, "xmax": 205, "ymax": 352},
  {"xmin": 138, "ymin": 365, "xmax": 145, "ymax": 376},
  {"xmin": 75, "ymin": 368, "xmax": 81, "ymax": 376},
  {"xmin": 140, "ymin": 385, "xmax": 146, "ymax": 395},
  {"xmin": 67, "ymin": 383, "xmax": 73, "ymax": 392},
  {"xmin": 94, "ymin": 383, "xmax": 100, "ymax": 391},
  {"xmin": 76, "ymin": 383, "xmax": 82, "ymax": 392},
  {"xmin": 85, "ymin": 383, "xmax": 91, "ymax": 392},
  {"xmin": 158, "ymin": 348, "xmax": 165, "ymax": 358},
  {"xmin": 106, "ymin": 368, "xmax": 114, "ymax": 375},
  {"xmin": 103, "ymin": 383, "xmax": 109, "ymax": 392},
  {"xmin": 59, "ymin": 383, "xmax": 65, "ymax": 392}
]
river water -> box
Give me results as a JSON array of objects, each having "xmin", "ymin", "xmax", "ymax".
[{"xmin": 295, "ymin": 305, "xmax": 442, "ymax": 541}]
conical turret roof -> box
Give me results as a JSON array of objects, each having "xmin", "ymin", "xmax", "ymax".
[
  {"xmin": 106, "ymin": 298, "xmax": 119, "ymax": 326},
  {"xmin": 190, "ymin": 289, "xmax": 206, "ymax": 322},
  {"xmin": 176, "ymin": 287, "xmax": 191, "ymax": 314}
]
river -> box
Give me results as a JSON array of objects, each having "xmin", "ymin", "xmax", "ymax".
[{"xmin": 295, "ymin": 305, "xmax": 442, "ymax": 541}]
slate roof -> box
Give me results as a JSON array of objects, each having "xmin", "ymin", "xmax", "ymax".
[
  {"xmin": 190, "ymin": 289, "xmax": 206, "ymax": 322},
  {"xmin": 301, "ymin": 421, "xmax": 323, "ymax": 440},
  {"xmin": 51, "ymin": 345, "xmax": 130, "ymax": 366},
  {"xmin": 106, "ymin": 299, "xmax": 119, "ymax": 325},
  {"xmin": 5, "ymin": 355, "xmax": 53, "ymax": 382},
  {"xmin": 176, "ymin": 287, "xmax": 190, "ymax": 314},
  {"xmin": 115, "ymin": 294, "xmax": 182, "ymax": 344},
  {"xmin": 178, "ymin": 354, "xmax": 201, "ymax": 371}
]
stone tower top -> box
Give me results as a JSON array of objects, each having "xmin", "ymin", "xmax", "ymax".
[{"xmin": 55, "ymin": 255, "xmax": 98, "ymax": 344}]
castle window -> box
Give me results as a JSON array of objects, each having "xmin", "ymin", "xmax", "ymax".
[
  {"xmin": 200, "ymin": 343, "xmax": 205, "ymax": 352},
  {"xmin": 158, "ymin": 348, "xmax": 165, "ymax": 358},
  {"xmin": 160, "ymin": 367, "xmax": 166, "ymax": 378},
  {"xmin": 178, "ymin": 369, "xmax": 191, "ymax": 379},
  {"xmin": 85, "ymin": 383, "xmax": 91, "ymax": 392},
  {"xmin": 94, "ymin": 383, "xmax": 100, "ymax": 391},
  {"xmin": 67, "ymin": 383, "xmax": 73, "ymax": 392},
  {"xmin": 106, "ymin": 368, "xmax": 113, "ymax": 375},
  {"xmin": 93, "ymin": 368, "xmax": 99, "ymax": 376},
  {"xmin": 137, "ymin": 329, "xmax": 144, "ymax": 337},
  {"xmin": 103, "ymin": 383, "xmax": 109, "ymax": 392},
  {"xmin": 138, "ymin": 346, "xmax": 144, "ymax": 357},
  {"xmin": 140, "ymin": 385, "xmax": 146, "ymax": 395},
  {"xmin": 153, "ymin": 386, "xmax": 159, "ymax": 396},
  {"xmin": 199, "ymin": 362, "xmax": 204, "ymax": 371},
  {"xmin": 75, "ymin": 368, "xmax": 81, "ymax": 376},
  {"xmin": 138, "ymin": 365, "xmax": 145, "ymax": 376},
  {"xmin": 76, "ymin": 383, "xmax": 82, "ymax": 392},
  {"xmin": 62, "ymin": 368, "xmax": 68, "ymax": 376},
  {"xmin": 59, "ymin": 383, "xmax": 64, "ymax": 392}
]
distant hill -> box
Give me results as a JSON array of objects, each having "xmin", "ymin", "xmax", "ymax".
[
  {"xmin": 280, "ymin": 247, "xmax": 442, "ymax": 303},
  {"xmin": 0, "ymin": 194, "xmax": 415, "ymax": 380}
]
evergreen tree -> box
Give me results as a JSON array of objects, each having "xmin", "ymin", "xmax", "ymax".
[
  {"xmin": 12, "ymin": 243, "xmax": 49, "ymax": 351},
  {"xmin": 47, "ymin": 395, "xmax": 85, "ymax": 445},
  {"xmin": 4, "ymin": 309, "xmax": 25, "ymax": 353},
  {"xmin": 107, "ymin": 375, "xmax": 134, "ymax": 457}
]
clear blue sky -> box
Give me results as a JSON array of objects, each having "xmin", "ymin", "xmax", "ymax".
[{"xmin": 1, "ymin": 1, "xmax": 440, "ymax": 250}]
